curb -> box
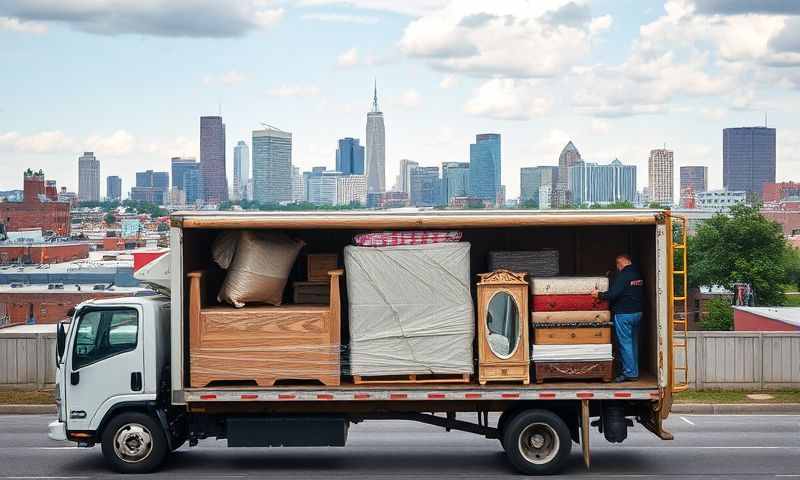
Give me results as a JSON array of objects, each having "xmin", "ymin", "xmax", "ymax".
[
  {"xmin": 672, "ymin": 403, "xmax": 800, "ymax": 414},
  {"xmin": 0, "ymin": 404, "xmax": 56, "ymax": 415}
]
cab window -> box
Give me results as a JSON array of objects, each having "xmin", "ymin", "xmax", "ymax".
[{"xmin": 72, "ymin": 308, "xmax": 139, "ymax": 370}]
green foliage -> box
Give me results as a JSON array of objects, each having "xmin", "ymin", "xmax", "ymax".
[
  {"xmin": 236, "ymin": 200, "xmax": 365, "ymax": 211},
  {"xmin": 647, "ymin": 202, "xmax": 669, "ymax": 209},
  {"xmin": 103, "ymin": 213, "xmax": 116, "ymax": 225},
  {"xmin": 688, "ymin": 203, "xmax": 793, "ymax": 306},
  {"xmin": 518, "ymin": 199, "xmax": 538, "ymax": 209},
  {"xmin": 156, "ymin": 222, "xmax": 170, "ymax": 232},
  {"xmin": 698, "ymin": 298, "xmax": 733, "ymax": 331},
  {"xmin": 785, "ymin": 247, "xmax": 800, "ymax": 291}
]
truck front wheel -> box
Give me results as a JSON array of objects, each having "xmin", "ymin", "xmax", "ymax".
[
  {"xmin": 101, "ymin": 412, "xmax": 169, "ymax": 474},
  {"xmin": 502, "ymin": 409, "xmax": 572, "ymax": 475}
]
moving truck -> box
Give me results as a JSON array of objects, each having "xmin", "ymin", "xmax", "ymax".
[{"xmin": 48, "ymin": 209, "xmax": 689, "ymax": 475}]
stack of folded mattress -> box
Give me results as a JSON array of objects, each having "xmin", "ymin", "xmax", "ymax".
[
  {"xmin": 530, "ymin": 276, "xmax": 613, "ymax": 383},
  {"xmin": 488, "ymin": 250, "xmax": 559, "ymax": 280}
]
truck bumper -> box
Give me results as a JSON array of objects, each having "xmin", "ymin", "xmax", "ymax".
[{"xmin": 48, "ymin": 420, "xmax": 67, "ymax": 441}]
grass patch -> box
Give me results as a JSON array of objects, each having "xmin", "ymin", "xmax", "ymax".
[
  {"xmin": 783, "ymin": 293, "xmax": 800, "ymax": 306},
  {"xmin": 0, "ymin": 389, "xmax": 55, "ymax": 405},
  {"xmin": 675, "ymin": 390, "xmax": 800, "ymax": 404}
]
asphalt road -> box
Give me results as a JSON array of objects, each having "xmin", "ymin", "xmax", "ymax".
[{"xmin": 0, "ymin": 413, "xmax": 798, "ymax": 479}]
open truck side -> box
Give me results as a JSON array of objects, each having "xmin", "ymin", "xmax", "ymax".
[{"xmin": 49, "ymin": 209, "xmax": 688, "ymax": 475}]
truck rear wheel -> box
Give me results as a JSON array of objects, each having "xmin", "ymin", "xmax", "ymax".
[
  {"xmin": 502, "ymin": 409, "xmax": 572, "ymax": 475},
  {"xmin": 101, "ymin": 412, "xmax": 168, "ymax": 474}
]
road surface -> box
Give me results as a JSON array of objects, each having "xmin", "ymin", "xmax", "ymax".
[{"xmin": 0, "ymin": 413, "xmax": 798, "ymax": 479}]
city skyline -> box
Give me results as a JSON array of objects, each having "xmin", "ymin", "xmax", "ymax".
[{"xmin": 3, "ymin": 2, "xmax": 799, "ymax": 198}]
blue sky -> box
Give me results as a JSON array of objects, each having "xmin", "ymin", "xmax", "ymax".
[{"xmin": 1, "ymin": 0, "xmax": 799, "ymax": 198}]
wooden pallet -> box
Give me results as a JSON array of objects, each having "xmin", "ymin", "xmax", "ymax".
[{"xmin": 352, "ymin": 373, "xmax": 471, "ymax": 385}]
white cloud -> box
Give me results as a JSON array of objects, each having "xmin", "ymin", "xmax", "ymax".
[
  {"xmin": 0, "ymin": 130, "xmax": 74, "ymax": 154},
  {"xmin": 84, "ymin": 130, "xmax": 136, "ymax": 156},
  {"xmin": 301, "ymin": 13, "xmax": 379, "ymax": 24},
  {"xmin": 336, "ymin": 47, "xmax": 360, "ymax": 67},
  {"xmin": 0, "ymin": 1, "xmax": 284, "ymax": 37},
  {"xmin": 0, "ymin": 16, "xmax": 46, "ymax": 33},
  {"xmin": 268, "ymin": 85, "xmax": 321, "ymax": 97},
  {"xmin": 399, "ymin": 89, "xmax": 422, "ymax": 108},
  {"xmin": 464, "ymin": 79, "xmax": 552, "ymax": 120},
  {"xmin": 203, "ymin": 70, "xmax": 247, "ymax": 86},
  {"xmin": 439, "ymin": 74, "xmax": 458, "ymax": 89},
  {"xmin": 399, "ymin": 1, "xmax": 612, "ymax": 78},
  {"xmin": 295, "ymin": 0, "xmax": 448, "ymax": 17},
  {"xmin": 590, "ymin": 119, "xmax": 610, "ymax": 134}
]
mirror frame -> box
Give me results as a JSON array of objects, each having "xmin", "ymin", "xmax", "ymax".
[{"xmin": 485, "ymin": 289, "xmax": 521, "ymax": 360}]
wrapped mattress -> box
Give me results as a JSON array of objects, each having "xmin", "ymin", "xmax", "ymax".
[
  {"xmin": 532, "ymin": 294, "xmax": 608, "ymax": 312},
  {"xmin": 344, "ymin": 242, "xmax": 474, "ymax": 376},
  {"xmin": 531, "ymin": 276, "xmax": 608, "ymax": 295},
  {"xmin": 531, "ymin": 344, "xmax": 613, "ymax": 362},
  {"xmin": 531, "ymin": 310, "xmax": 611, "ymax": 324}
]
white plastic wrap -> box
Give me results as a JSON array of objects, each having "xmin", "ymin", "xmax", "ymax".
[
  {"xmin": 531, "ymin": 343, "xmax": 613, "ymax": 362},
  {"xmin": 344, "ymin": 242, "xmax": 475, "ymax": 376},
  {"xmin": 530, "ymin": 276, "xmax": 609, "ymax": 295}
]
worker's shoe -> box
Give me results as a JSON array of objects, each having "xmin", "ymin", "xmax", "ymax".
[{"xmin": 613, "ymin": 375, "xmax": 639, "ymax": 383}]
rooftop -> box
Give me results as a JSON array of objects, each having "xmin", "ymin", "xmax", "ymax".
[{"xmin": 733, "ymin": 306, "xmax": 800, "ymax": 328}]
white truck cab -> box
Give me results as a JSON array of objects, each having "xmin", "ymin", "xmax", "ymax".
[{"xmin": 49, "ymin": 295, "xmax": 172, "ymax": 469}]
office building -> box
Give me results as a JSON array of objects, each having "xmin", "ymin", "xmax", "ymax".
[
  {"xmin": 199, "ymin": 116, "xmax": 228, "ymax": 204},
  {"xmin": 131, "ymin": 170, "xmax": 169, "ymax": 204},
  {"xmin": 763, "ymin": 182, "xmax": 800, "ymax": 203},
  {"xmin": 398, "ymin": 159, "xmax": 419, "ymax": 194},
  {"xmin": 304, "ymin": 167, "xmax": 327, "ymax": 203},
  {"xmin": 336, "ymin": 138, "xmax": 365, "ymax": 175},
  {"xmin": 648, "ymin": 148, "xmax": 674, "ymax": 206},
  {"xmin": 441, "ymin": 162, "xmax": 470, "ymax": 205},
  {"xmin": 520, "ymin": 166, "xmax": 558, "ymax": 205},
  {"xmin": 680, "ymin": 166, "xmax": 708, "ymax": 194},
  {"xmin": 233, "ymin": 140, "xmax": 250, "ymax": 202},
  {"xmin": 78, "ymin": 152, "xmax": 100, "ymax": 202},
  {"xmin": 252, "ymin": 126, "xmax": 292, "ymax": 204},
  {"xmin": 291, "ymin": 166, "xmax": 305, "ymax": 203},
  {"xmin": 336, "ymin": 175, "xmax": 367, "ymax": 206},
  {"xmin": 365, "ymin": 83, "xmax": 386, "ymax": 193},
  {"xmin": 469, "ymin": 133, "xmax": 501, "ymax": 204},
  {"xmin": 558, "ymin": 141, "xmax": 581, "ymax": 191},
  {"xmin": 106, "ymin": 176, "xmax": 122, "ymax": 201},
  {"xmin": 696, "ymin": 189, "xmax": 747, "ymax": 211},
  {"xmin": 410, "ymin": 166, "xmax": 441, "ymax": 207},
  {"xmin": 568, "ymin": 159, "xmax": 637, "ymax": 206},
  {"xmin": 723, "ymin": 127, "xmax": 776, "ymax": 199},
  {"xmin": 0, "ymin": 169, "xmax": 71, "ymax": 235},
  {"xmin": 170, "ymin": 157, "xmax": 198, "ymax": 204}
]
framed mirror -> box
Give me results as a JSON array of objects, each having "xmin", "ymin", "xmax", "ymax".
[{"xmin": 476, "ymin": 270, "xmax": 530, "ymax": 385}]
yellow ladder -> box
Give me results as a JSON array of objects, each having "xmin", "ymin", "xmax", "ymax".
[{"xmin": 668, "ymin": 213, "xmax": 689, "ymax": 393}]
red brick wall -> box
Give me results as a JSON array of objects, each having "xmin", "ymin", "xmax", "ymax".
[
  {"xmin": 0, "ymin": 291, "xmax": 130, "ymax": 324},
  {"xmin": 734, "ymin": 310, "xmax": 800, "ymax": 331},
  {"xmin": 761, "ymin": 210, "xmax": 800, "ymax": 236},
  {"xmin": 0, "ymin": 201, "xmax": 71, "ymax": 235},
  {"xmin": 0, "ymin": 243, "xmax": 89, "ymax": 264}
]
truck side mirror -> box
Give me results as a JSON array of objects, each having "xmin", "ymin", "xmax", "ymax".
[{"xmin": 56, "ymin": 322, "xmax": 67, "ymax": 367}]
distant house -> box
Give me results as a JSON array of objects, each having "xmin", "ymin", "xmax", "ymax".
[{"xmin": 733, "ymin": 307, "xmax": 800, "ymax": 331}]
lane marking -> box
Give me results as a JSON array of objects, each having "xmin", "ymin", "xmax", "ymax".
[
  {"xmin": 32, "ymin": 447, "xmax": 83, "ymax": 450},
  {"xmin": 3, "ymin": 477, "xmax": 90, "ymax": 479},
  {"xmin": 679, "ymin": 416, "xmax": 695, "ymax": 426},
  {"xmin": 679, "ymin": 414, "xmax": 800, "ymax": 417}
]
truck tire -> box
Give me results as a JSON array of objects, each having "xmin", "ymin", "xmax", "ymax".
[
  {"xmin": 101, "ymin": 412, "xmax": 169, "ymax": 474},
  {"xmin": 502, "ymin": 409, "xmax": 572, "ymax": 475}
]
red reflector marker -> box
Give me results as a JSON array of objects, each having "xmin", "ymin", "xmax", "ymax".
[
  {"xmin": 390, "ymin": 393, "xmax": 408, "ymax": 400},
  {"xmin": 464, "ymin": 393, "xmax": 482, "ymax": 399},
  {"xmin": 428, "ymin": 393, "xmax": 446, "ymax": 399},
  {"xmin": 240, "ymin": 394, "xmax": 258, "ymax": 400},
  {"xmin": 576, "ymin": 392, "xmax": 594, "ymax": 399},
  {"xmin": 614, "ymin": 392, "xmax": 632, "ymax": 398},
  {"xmin": 538, "ymin": 392, "xmax": 557, "ymax": 399},
  {"xmin": 317, "ymin": 394, "xmax": 334, "ymax": 400},
  {"xmin": 278, "ymin": 394, "xmax": 296, "ymax": 400},
  {"xmin": 501, "ymin": 393, "xmax": 520, "ymax": 399},
  {"xmin": 199, "ymin": 394, "xmax": 216, "ymax": 400},
  {"xmin": 354, "ymin": 393, "xmax": 370, "ymax": 400}
]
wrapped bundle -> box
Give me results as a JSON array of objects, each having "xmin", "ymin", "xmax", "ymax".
[
  {"xmin": 531, "ymin": 344, "xmax": 613, "ymax": 362},
  {"xmin": 488, "ymin": 250, "xmax": 559, "ymax": 278},
  {"xmin": 532, "ymin": 294, "xmax": 608, "ymax": 312},
  {"xmin": 531, "ymin": 276, "xmax": 608, "ymax": 295},
  {"xmin": 531, "ymin": 310, "xmax": 611, "ymax": 324}
]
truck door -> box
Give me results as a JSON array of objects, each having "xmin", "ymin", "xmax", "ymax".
[{"xmin": 65, "ymin": 307, "xmax": 144, "ymax": 432}]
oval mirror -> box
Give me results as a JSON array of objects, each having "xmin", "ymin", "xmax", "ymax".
[{"xmin": 486, "ymin": 291, "xmax": 519, "ymax": 359}]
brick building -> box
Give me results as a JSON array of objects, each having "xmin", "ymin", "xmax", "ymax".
[
  {"xmin": 763, "ymin": 181, "xmax": 800, "ymax": 203},
  {"xmin": 0, "ymin": 285, "xmax": 139, "ymax": 325},
  {"xmin": 0, "ymin": 170, "xmax": 71, "ymax": 236},
  {"xmin": 0, "ymin": 242, "xmax": 89, "ymax": 265},
  {"xmin": 761, "ymin": 210, "xmax": 800, "ymax": 236}
]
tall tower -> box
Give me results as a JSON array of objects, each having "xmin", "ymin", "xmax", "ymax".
[
  {"xmin": 233, "ymin": 140, "xmax": 250, "ymax": 202},
  {"xmin": 78, "ymin": 152, "xmax": 100, "ymax": 202},
  {"xmin": 365, "ymin": 81, "xmax": 386, "ymax": 193},
  {"xmin": 558, "ymin": 141, "xmax": 580, "ymax": 190},
  {"xmin": 469, "ymin": 133, "xmax": 501, "ymax": 204},
  {"xmin": 648, "ymin": 148, "xmax": 674, "ymax": 206},
  {"xmin": 199, "ymin": 116, "xmax": 228, "ymax": 204},
  {"xmin": 252, "ymin": 126, "xmax": 292, "ymax": 204},
  {"xmin": 723, "ymin": 127, "xmax": 776, "ymax": 200}
]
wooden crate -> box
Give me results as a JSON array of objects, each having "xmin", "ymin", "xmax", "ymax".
[
  {"xmin": 307, "ymin": 254, "xmax": 339, "ymax": 282},
  {"xmin": 534, "ymin": 360, "xmax": 613, "ymax": 383},
  {"xmin": 534, "ymin": 327, "xmax": 611, "ymax": 345},
  {"xmin": 352, "ymin": 373, "xmax": 471, "ymax": 385}
]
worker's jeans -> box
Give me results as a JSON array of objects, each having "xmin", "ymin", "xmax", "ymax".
[{"xmin": 614, "ymin": 312, "xmax": 642, "ymax": 379}]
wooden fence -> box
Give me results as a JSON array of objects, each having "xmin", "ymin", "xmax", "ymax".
[{"xmin": 1, "ymin": 330, "xmax": 799, "ymax": 390}]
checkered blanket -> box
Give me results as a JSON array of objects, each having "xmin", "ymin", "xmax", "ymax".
[{"xmin": 353, "ymin": 230, "xmax": 462, "ymax": 247}]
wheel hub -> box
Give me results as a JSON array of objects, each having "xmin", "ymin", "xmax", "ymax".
[
  {"xmin": 518, "ymin": 422, "xmax": 560, "ymax": 465},
  {"xmin": 113, "ymin": 423, "xmax": 153, "ymax": 463}
]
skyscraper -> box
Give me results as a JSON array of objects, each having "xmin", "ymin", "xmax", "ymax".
[
  {"xmin": 336, "ymin": 175, "xmax": 368, "ymax": 206},
  {"xmin": 132, "ymin": 170, "xmax": 169, "ymax": 204},
  {"xmin": 171, "ymin": 157, "xmax": 199, "ymax": 204},
  {"xmin": 568, "ymin": 159, "xmax": 637, "ymax": 205},
  {"xmin": 252, "ymin": 126, "xmax": 292, "ymax": 204},
  {"xmin": 441, "ymin": 162, "xmax": 470, "ymax": 205},
  {"xmin": 233, "ymin": 140, "xmax": 250, "ymax": 202},
  {"xmin": 558, "ymin": 141, "xmax": 581, "ymax": 190},
  {"xmin": 469, "ymin": 133, "xmax": 501, "ymax": 204},
  {"xmin": 78, "ymin": 152, "xmax": 100, "ymax": 202},
  {"xmin": 336, "ymin": 137, "xmax": 365, "ymax": 175},
  {"xmin": 199, "ymin": 116, "xmax": 228, "ymax": 204},
  {"xmin": 398, "ymin": 159, "xmax": 418, "ymax": 194},
  {"xmin": 723, "ymin": 127, "xmax": 776, "ymax": 199},
  {"xmin": 648, "ymin": 148, "xmax": 674, "ymax": 206},
  {"xmin": 679, "ymin": 166, "xmax": 708, "ymax": 194},
  {"xmin": 365, "ymin": 82, "xmax": 386, "ymax": 193},
  {"xmin": 520, "ymin": 166, "xmax": 558, "ymax": 204},
  {"xmin": 291, "ymin": 166, "xmax": 305, "ymax": 203},
  {"xmin": 410, "ymin": 166, "xmax": 441, "ymax": 207},
  {"xmin": 106, "ymin": 175, "xmax": 122, "ymax": 201}
]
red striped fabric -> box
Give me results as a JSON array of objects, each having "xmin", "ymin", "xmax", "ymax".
[
  {"xmin": 531, "ymin": 294, "xmax": 608, "ymax": 312},
  {"xmin": 353, "ymin": 230, "xmax": 462, "ymax": 247}
]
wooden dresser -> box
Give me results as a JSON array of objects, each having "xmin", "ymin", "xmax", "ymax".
[{"xmin": 188, "ymin": 269, "xmax": 343, "ymax": 387}]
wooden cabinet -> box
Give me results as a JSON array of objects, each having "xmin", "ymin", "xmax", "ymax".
[
  {"xmin": 188, "ymin": 269, "xmax": 343, "ymax": 387},
  {"xmin": 476, "ymin": 270, "xmax": 530, "ymax": 385},
  {"xmin": 533, "ymin": 326, "xmax": 610, "ymax": 345}
]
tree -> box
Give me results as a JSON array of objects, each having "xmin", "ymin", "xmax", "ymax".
[
  {"xmin": 103, "ymin": 213, "xmax": 116, "ymax": 225},
  {"xmin": 688, "ymin": 203, "xmax": 793, "ymax": 305},
  {"xmin": 699, "ymin": 298, "xmax": 733, "ymax": 331}
]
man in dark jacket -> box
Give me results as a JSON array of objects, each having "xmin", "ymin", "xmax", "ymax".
[{"xmin": 592, "ymin": 253, "xmax": 644, "ymax": 382}]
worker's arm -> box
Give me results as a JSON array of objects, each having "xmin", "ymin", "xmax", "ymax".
[{"xmin": 598, "ymin": 273, "xmax": 625, "ymax": 303}]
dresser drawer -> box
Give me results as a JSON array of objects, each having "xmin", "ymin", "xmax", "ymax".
[
  {"xmin": 481, "ymin": 364, "xmax": 529, "ymax": 379},
  {"xmin": 534, "ymin": 327, "xmax": 610, "ymax": 345}
]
